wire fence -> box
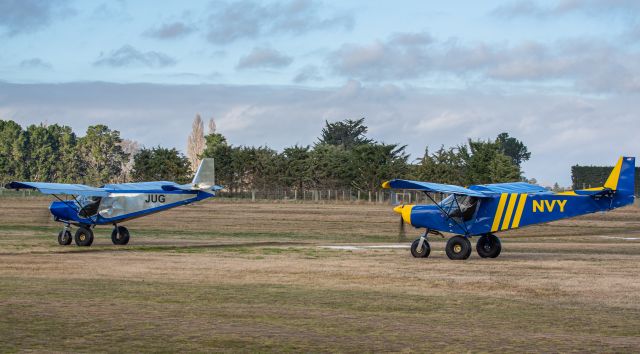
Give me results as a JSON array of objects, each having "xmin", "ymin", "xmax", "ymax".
[
  {"xmin": 0, "ymin": 187, "xmax": 442, "ymax": 205},
  {"xmin": 216, "ymin": 189, "xmax": 444, "ymax": 204}
]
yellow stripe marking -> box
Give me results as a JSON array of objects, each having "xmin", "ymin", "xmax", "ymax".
[
  {"xmin": 604, "ymin": 157, "xmax": 623, "ymax": 190},
  {"xmin": 511, "ymin": 194, "xmax": 528, "ymax": 228},
  {"xmin": 501, "ymin": 193, "xmax": 519, "ymax": 231},
  {"xmin": 491, "ymin": 193, "xmax": 508, "ymax": 232}
]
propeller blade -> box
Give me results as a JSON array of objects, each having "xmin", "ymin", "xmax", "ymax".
[{"xmin": 398, "ymin": 214, "xmax": 406, "ymax": 240}]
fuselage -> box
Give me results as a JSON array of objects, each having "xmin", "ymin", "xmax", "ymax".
[
  {"xmin": 397, "ymin": 191, "xmax": 634, "ymax": 236},
  {"xmin": 50, "ymin": 190, "xmax": 214, "ymax": 225}
]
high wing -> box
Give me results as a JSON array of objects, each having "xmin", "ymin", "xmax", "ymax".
[
  {"xmin": 5, "ymin": 181, "xmax": 109, "ymax": 197},
  {"xmin": 468, "ymin": 182, "xmax": 551, "ymax": 195},
  {"xmin": 382, "ymin": 179, "xmax": 489, "ymax": 197}
]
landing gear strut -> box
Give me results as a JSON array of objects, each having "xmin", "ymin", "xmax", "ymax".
[
  {"xmin": 111, "ymin": 226, "xmax": 130, "ymax": 245},
  {"xmin": 58, "ymin": 224, "xmax": 72, "ymax": 245},
  {"xmin": 411, "ymin": 231, "xmax": 431, "ymax": 258}
]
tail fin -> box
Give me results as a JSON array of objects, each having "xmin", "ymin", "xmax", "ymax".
[
  {"xmin": 192, "ymin": 158, "xmax": 216, "ymax": 189},
  {"xmin": 605, "ymin": 156, "xmax": 635, "ymax": 195}
]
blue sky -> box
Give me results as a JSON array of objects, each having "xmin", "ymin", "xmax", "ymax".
[{"xmin": 2, "ymin": 0, "xmax": 640, "ymax": 185}]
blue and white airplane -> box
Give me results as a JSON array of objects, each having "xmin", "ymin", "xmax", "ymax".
[
  {"xmin": 383, "ymin": 157, "xmax": 635, "ymax": 260},
  {"xmin": 6, "ymin": 159, "xmax": 221, "ymax": 246}
]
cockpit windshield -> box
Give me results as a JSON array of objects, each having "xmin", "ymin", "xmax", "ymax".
[
  {"xmin": 77, "ymin": 196, "xmax": 102, "ymax": 218},
  {"xmin": 439, "ymin": 194, "xmax": 479, "ymax": 221}
]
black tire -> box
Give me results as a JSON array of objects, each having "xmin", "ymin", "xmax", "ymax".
[
  {"xmin": 410, "ymin": 238, "xmax": 430, "ymax": 258},
  {"xmin": 58, "ymin": 230, "xmax": 72, "ymax": 245},
  {"xmin": 445, "ymin": 236, "xmax": 472, "ymax": 260},
  {"xmin": 111, "ymin": 226, "xmax": 130, "ymax": 245},
  {"xmin": 476, "ymin": 234, "xmax": 501, "ymax": 258},
  {"xmin": 74, "ymin": 227, "xmax": 94, "ymax": 247}
]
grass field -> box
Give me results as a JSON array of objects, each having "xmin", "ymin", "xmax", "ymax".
[{"xmin": 1, "ymin": 197, "xmax": 640, "ymax": 352}]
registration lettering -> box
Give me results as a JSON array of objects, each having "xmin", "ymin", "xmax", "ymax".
[
  {"xmin": 145, "ymin": 194, "xmax": 166, "ymax": 203},
  {"xmin": 532, "ymin": 199, "xmax": 566, "ymax": 213}
]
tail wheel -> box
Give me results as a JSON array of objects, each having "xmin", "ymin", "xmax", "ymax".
[
  {"xmin": 446, "ymin": 236, "xmax": 472, "ymax": 260},
  {"xmin": 111, "ymin": 226, "xmax": 130, "ymax": 245},
  {"xmin": 58, "ymin": 230, "xmax": 72, "ymax": 245},
  {"xmin": 410, "ymin": 238, "xmax": 430, "ymax": 258},
  {"xmin": 476, "ymin": 234, "xmax": 501, "ymax": 258},
  {"xmin": 74, "ymin": 227, "xmax": 94, "ymax": 247}
]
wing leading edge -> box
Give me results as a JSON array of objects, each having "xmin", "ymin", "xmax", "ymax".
[
  {"xmin": 5, "ymin": 181, "xmax": 109, "ymax": 197},
  {"xmin": 382, "ymin": 179, "xmax": 488, "ymax": 197}
]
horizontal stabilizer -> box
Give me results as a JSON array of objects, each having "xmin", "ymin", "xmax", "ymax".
[{"xmin": 161, "ymin": 184, "xmax": 223, "ymax": 192}]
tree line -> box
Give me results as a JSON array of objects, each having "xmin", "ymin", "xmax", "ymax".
[{"xmin": 0, "ymin": 117, "xmax": 531, "ymax": 192}]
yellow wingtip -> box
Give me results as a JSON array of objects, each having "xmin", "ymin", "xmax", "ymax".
[{"xmin": 381, "ymin": 181, "xmax": 391, "ymax": 189}]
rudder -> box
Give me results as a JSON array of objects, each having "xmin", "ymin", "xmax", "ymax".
[
  {"xmin": 605, "ymin": 156, "xmax": 635, "ymax": 195},
  {"xmin": 192, "ymin": 158, "xmax": 216, "ymax": 189}
]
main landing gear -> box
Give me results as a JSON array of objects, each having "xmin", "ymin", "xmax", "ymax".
[
  {"xmin": 57, "ymin": 224, "xmax": 95, "ymax": 246},
  {"xmin": 475, "ymin": 234, "xmax": 501, "ymax": 258},
  {"xmin": 111, "ymin": 226, "xmax": 130, "ymax": 245},
  {"xmin": 58, "ymin": 224, "xmax": 92, "ymax": 246},
  {"xmin": 56, "ymin": 224, "xmax": 131, "ymax": 246},
  {"xmin": 410, "ymin": 233, "xmax": 502, "ymax": 260},
  {"xmin": 74, "ymin": 226, "xmax": 94, "ymax": 246},
  {"xmin": 445, "ymin": 235, "xmax": 472, "ymax": 260}
]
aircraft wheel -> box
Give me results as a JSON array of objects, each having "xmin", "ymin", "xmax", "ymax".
[
  {"xmin": 446, "ymin": 236, "xmax": 472, "ymax": 260},
  {"xmin": 111, "ymin": 226, "xmax": 130, "ymax": 245},
  {"xmin": 410, "ymin": 238, "xmax": 430, "ymax": 258},
  {"xmin": 476, "ymin": 234, "xmax": 501, "ymax": 258},
  {"xmin": 74, "ymin": 227, "xmax": 94, "ymax": 247},
  {"xmin": 58, "ymin": 230, "xmax": 72, "ymax": 245}
]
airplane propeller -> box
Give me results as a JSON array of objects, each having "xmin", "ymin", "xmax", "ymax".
[
  {"xmin": 398, "ymin": 214, "xmax": 406, "ymax": 241},
  {"xmin": 396, "ymin": 204, "xmax": 407, "ymax": 241}
]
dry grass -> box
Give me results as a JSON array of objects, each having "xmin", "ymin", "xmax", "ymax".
[{"xmin": 1, "ymin": 197, "xmax": 640, "ymax": 352}]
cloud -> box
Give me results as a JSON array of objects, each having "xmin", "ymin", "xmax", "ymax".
[
  {"xmin": 91, "ymin": 1, "xmax": 130, "ymax": 21},
  {"xmin": 94, "ymin": 45, "xmax": 177, "ymax": 68},
  {"xmin": 491, "ymin": 0, "xmax": 640, "ymax": 19},
  {"xmin": 144, "ymin": 21, "xmax": 195, "ymax": 40},
  {"xmin": 328, "ymin": 32, "xmax": 434, "ymax": 81},
  {"xmin": 236, "ymin": 47, "xmax": 293, "ymax": 70},
  {"xmin": 293, "ymin": 65, "xmax": 322, "ymax": 83},
  {"xmin": 19, "ymin": 58, "xmax": 52, "ymax": 70},
  {"xmin": 205, "ymin": 0, "xmax": 353, "ymax": 44},
  {"xmin": 327, "ymin": 32, "xmax": 640, "ymax": 93},
  {"xmin": 2, "ymin": 81, "xmax": 638, "ymax": 186},
  {"xmin": 0, "ymin": 0, "xmax": 74, "ymax": 36}
]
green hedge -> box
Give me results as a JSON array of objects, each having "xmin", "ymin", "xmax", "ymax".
[{"xmin": 571, "ymin": 165, "xmax": 640, "ymax": 196}]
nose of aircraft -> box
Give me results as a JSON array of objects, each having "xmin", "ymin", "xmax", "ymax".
[{"xmin": 393, "ymin": 204, "xmax": 414, "ymax": 225}]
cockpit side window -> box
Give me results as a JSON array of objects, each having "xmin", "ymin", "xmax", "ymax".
[
  {"xmin": 441, "ymin": 195, "xmax": 479, "ymax": 221},
  {"xmin": 78, "ymin": 196, "xmax": 102, "ymax": 217}
]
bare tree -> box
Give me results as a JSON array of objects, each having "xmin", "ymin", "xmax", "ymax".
[
  {"xmin": 187, "ymin": 114, "xmax": 205, "ymax": 172},
  {"xmin": 207, "ymin": 117, "xmax": 216, "ymax": 135},
  {"xmin": 118, "ymin": 139, "xmax": 141, "ymax": 182}
]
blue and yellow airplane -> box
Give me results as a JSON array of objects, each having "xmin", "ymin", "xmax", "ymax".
[{"xmin": 382, "ymin": 157, "xmax": 635, "ymax": 260}]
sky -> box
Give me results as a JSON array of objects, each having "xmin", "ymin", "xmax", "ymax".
[{"xmin": 1, "ymin": 0, "xmax": 640, "ymax": 186}]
